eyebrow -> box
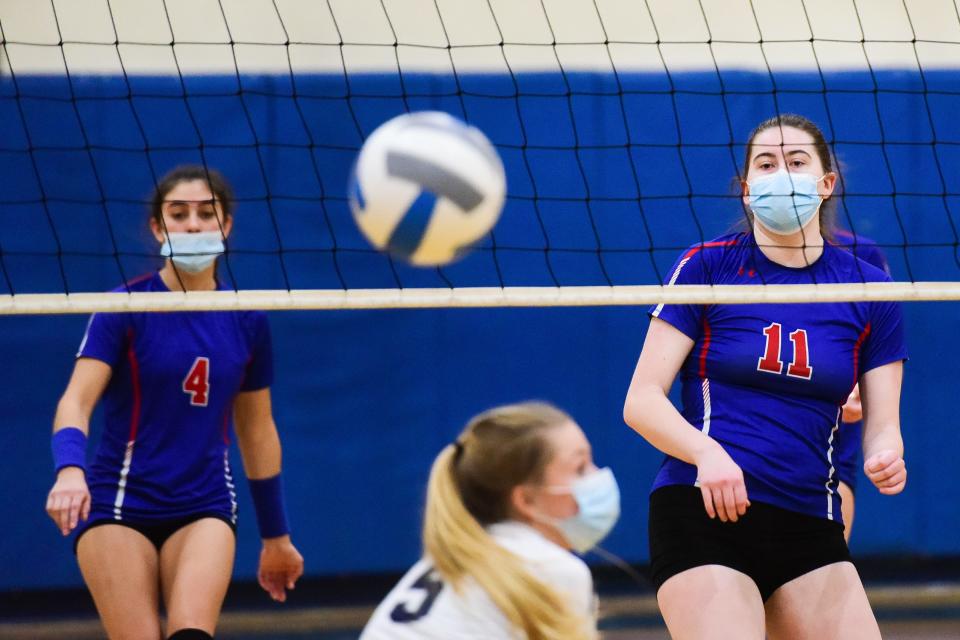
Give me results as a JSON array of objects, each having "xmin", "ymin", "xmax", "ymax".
[
  {"xmin": 752, "ymin": 149, "xmax": 813, "ymax": 161},
  {"xmin": 163, "ymin": 199, "xmax": 217, "ymax": 205},
  {"xmin": 569, "ymin": 445, "xmax": 591, "ymax": 460}
]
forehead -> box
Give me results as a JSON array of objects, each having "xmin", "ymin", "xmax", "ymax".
[
  {"xmin": 544, "ymin": 419, "xmax": 589, "ymax": 463},
  {"xmin": 750, "ymin": 125, "xmax": 817, "ymax": 156},
  {"xmin": 163, "ymin": 179, "xmax": 215, "ymax": 203}
]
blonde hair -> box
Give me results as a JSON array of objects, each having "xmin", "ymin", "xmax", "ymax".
[{"xmin": 423, "ymin": 402, "xmax": 595, "ymax": 640}]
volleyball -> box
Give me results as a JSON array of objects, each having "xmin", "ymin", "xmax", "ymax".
[{"xmin": 348, "ymin": 111, "xmax": 506, "ymax": 266}]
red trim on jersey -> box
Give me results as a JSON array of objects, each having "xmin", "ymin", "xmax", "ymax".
[
  {"xmin": 851, "ymin": 322, "xmax": 872, "ymax": 388},
  {"xmin": 125, "ymin": 328, "xmax": 142, "ymax": 441},
  {"xmin": 683, "ymin": 239, "xmax": 739, "ymax": 260},
  {"xmin": 699, "ymin": 318, "xmax": 712, "ymax": 378},
  {"xmin": 122, "ymin": 272, "xmax": 156, "ymax": 290}
]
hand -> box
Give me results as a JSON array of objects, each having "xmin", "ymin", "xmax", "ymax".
[
  {"xmin": 45, "ymin": 467, "xmax": 90, "ymax": 536},
  {"xmin": 258, "ymin": 535, "xmax": 304, "ymax": 603},
  {"xmin": 694, "ymin": 443, "xmax": 750, "ymax": 522},
  {"xmin": 864, "ymin": 450, "xmax": 907, "ymax": 495},
  {"xmin": 841, "ymin": 385, "xmax": 863, "ymax": 423}
]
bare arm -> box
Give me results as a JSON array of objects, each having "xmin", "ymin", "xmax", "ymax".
[
  {"xmin": 624, "ymin": 318, "xmax": 715, "ymax": 464},
  {"xmin": 53, "ymin": 358, "xmax": 112, "ymax": 435},
  {"xmin": 623, "ymin": 317, "xmax": 750, "ymax": 522},
  {"xmin": 860, "ymin": 361, "xmax": 906, "ymax": 495},
  {"xmin": 233, "ymin": 388, "xmax": 282, "ymax": 479},
  {"xmin": 233, "ymin": 387, "xmax": 304, "ymax": 602},
  {"xmin": 46, "ymin": 358, "xmax": 112, "ymax": 535}
]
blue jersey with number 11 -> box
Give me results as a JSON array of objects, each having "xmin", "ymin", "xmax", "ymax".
[{"xmin": 651, "ymin": 232, "xmax": 907, "ymax": 522}]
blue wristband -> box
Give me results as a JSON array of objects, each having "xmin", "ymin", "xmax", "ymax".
[
  {"xmin": 249, "ymin": 473, "xmax": 290, "ymax": 539},
  {"xmin": 52, "ymin": 427, "xmax": 87, "ymax": 474}
]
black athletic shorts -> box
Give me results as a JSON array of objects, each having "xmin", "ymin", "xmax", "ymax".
[
  {"xmin": 74, "ymin": 513, "xmax": 236, "ymax": 555},
  {"xmin": 649, "ymin": 485, "xmax": 852, "ymax": 601}
]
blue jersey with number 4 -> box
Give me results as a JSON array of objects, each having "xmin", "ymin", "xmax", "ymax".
[
  {"xmin": 76, "ymin": 272, "xmax": 273, "ymax": 526},
  {"xmin": 651, "ymin": 232, "xmax": 907, "ymax": 522}
]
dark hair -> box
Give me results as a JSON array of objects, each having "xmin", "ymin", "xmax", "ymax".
[
  {"xmin": 741, "ymin": 114, "xmax": 836, "ymax": 238},
  {"xmin": 149, "ymin": 165, "xmax": 235, "ymax": 227}
]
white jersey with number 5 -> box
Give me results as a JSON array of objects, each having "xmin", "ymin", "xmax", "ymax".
[{"xmin": 360, "ymin": 521, "xmax": 596, "ymax": 639}]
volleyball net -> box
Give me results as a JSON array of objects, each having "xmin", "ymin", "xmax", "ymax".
[{"xmin": 1, "ymin": 0, "xmax": 959, "ymax": 313}]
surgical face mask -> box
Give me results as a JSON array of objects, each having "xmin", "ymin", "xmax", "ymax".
[
  {"xmin": 160, "ymin": 231, "xmax": 225, "ymax": 273},
  {"xmin": 535, "ymin": 467, "xmax": 621, "ymax": 553},
  {"xmin": 748, "ymin": 170, "xmax": 825, "ymax": 235}
]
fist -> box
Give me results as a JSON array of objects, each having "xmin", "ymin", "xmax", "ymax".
[{"xmin": 864, "ymin": 450, "xmax": 906, "ymax": 495}]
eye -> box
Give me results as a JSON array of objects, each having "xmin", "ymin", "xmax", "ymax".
[
  {"xmin": 199, "ymin": 208, "xmax": 217, "ymax": 219},
  {"xmin": 757, "ymin": 161, "xmax": 775, "ymax": 170}
]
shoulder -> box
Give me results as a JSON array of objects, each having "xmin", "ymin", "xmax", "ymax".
[
  {"xmin": 831, "ymin": 230, "xmax": 889, "ymax": 273},
  {"xmin": 488, "ymin": 522, "xmax": 592, "ymax": 588},
  {"xmin": 662, "ymin": 232, "xmax": 747, "ymax": 284},
  {"xmin": 238, "ymin": 310, "xmax": 271, "ymax": 337},
  {"xmin": 679, "ymin": 232, "xmax": 745, "ymax": 260},
  {"xmin": 97, "ymin": 272, "xmax": 163, "ymax": 326},
  {"xmin": 111, "ymin": 271, "xmax": 162, "ymax": 293},
  {"xmin": 824, "ymin": 243, "xmax": 891, "ymax": 283},
  {"xmin": 85, "ymin": 276, "xmax": 159, "ymax": 332}
]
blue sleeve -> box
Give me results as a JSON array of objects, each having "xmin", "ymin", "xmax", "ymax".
[
  {"xmin": 833, "ymin": 420, "xmax": 862, "ymax": 491},
  {"xmin": 835, "ymin": 231, "xmax": 890, "ymax": 276},
  {"xmin": 76, "ymin": 313, "xmax": 130, "ymax": 367},
  {"xmin": 649, "ymin": 247, "xmax": 707, "ymax": 341},
  {"xmin": 241, "ymin": 312, "xmax": 274, "ymax": 391},
  {"xmin": 859, "ymin": 244, "xmax": 890, "ymax": 275},
  {"xmin": 860, "ymin": 298, "xmax": 907, "ymax": 375}
]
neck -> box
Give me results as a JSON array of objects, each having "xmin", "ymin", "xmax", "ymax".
[
  {"xmin": 158, "ymin": 261, "xmax": 218, "ymax": 292},
  {"xmin": 752, "ymin": 222, "xmax": 825, "ymax": 268},
  {"xmin": 512, "ymin": 514, "xmax": 570, "ymax": 550}
]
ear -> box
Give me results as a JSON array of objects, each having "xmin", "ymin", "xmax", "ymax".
[
  {"xmin": 149, "ymin": 216, "xmax": 166, "ymax": 244},
  {"xmin": 741, "ymin": 179, "xmax": 751, "ymax": 209},
  {"xmin": 509, "ymin": 485, "xmax": 538, "ymax": 524},
  {"xmin": 820, "ymin": 172, "xmax": 837, "ymax": 199},
  {"xmin": 221, "ymin": 214, "xmax": 233, "ymax": 240}
]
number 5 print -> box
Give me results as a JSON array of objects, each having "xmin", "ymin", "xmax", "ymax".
[
  {"xmin": 757, "ymin": 322, "xmax": 813, "ymax": 379},
  {"xmin": 183, "ymin": 356, "xmax": 210, "ymax": 406},
  {"xmin": 390, "ymin": 566, "xmax": 444, "ymax": 623}
]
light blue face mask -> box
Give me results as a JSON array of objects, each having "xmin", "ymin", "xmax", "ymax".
[
  {"xmin": 537, "ymin": 467, "xmax": 621, "ymax": 553},
  {"xmin": 160, "ymin": 231, "xmax": 225, "ymax": 273},
  {"xmin": 748, "ymin": 170, "xmax": 824, "ymax": 234}
]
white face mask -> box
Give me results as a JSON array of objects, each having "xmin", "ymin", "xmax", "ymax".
[{"xmin": 160, "ymin": 231, "xmax": 225, "ymax": 273}]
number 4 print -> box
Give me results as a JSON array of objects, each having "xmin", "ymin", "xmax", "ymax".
[
  {"xmin": 183, "ymin": 356, "xmax": 210, "ymax": 406},
  {"xmin": 757, "ymin": 322, "xmax": 813, "ymax": 379}
]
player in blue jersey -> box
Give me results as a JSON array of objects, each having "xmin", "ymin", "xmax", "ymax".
[
  {"xmin": 44, "ymin": 166, "xmax": 304, "ymax": 640},
  {"xmin": 832, "ymin": 229, "xmax": 891, "ymax": 541},
  {"xmin": 623, "ymin": 114, "xmax": 907, "ymax": 639}
]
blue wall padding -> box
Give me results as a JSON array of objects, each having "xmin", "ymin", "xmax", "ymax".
[{"xmin": 1, "ymin": 70, "xmax": 958, "ymax": 589}]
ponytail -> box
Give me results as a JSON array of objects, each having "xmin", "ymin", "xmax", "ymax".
[{"xmin": 423, "ymin": 444, "xmax": 594, "ymax": 640}]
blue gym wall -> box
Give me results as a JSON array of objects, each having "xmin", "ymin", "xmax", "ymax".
[{"xmin": 1, "ymin": 70, "xmax": 958, "ymax": 590}]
